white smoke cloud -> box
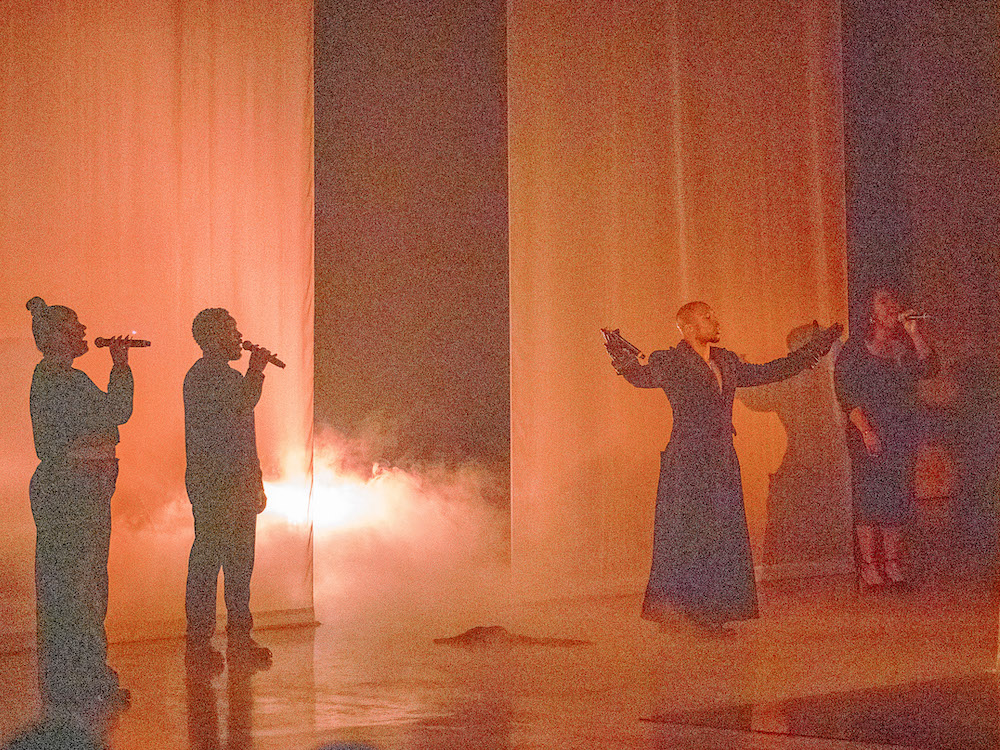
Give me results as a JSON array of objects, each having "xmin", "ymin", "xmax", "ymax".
[{"xmin": 266, "ymin": 428, "xmax": 512, "ymax": 633}]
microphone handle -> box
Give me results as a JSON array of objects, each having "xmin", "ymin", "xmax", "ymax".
[
  {"xmin": 94, "ymin": 337, "xmax": 151, "ymax": 347},
  {"xmin": 242, "ymin": 341, "xmax": 286, "ymax": 369}
]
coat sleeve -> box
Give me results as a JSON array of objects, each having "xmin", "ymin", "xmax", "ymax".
[
  {"xmin": 729, "ymin": 348, "xmax": 812, "ymax": 388},
  {"xmin": 620, "ymin": 349, "xmax": 671, "ymax": 389}
]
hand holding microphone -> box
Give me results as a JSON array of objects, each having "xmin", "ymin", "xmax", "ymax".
[
  {"xmin": 243, "ymin": 340, "xmax": 285, "ymax": 370},
  {"xmin": 898, "ymin": 309, "xmax": 929, "ymax": 336},
  {"xmin": 95, "ymin": 335, "xmax": 150, "ymax": 367}
]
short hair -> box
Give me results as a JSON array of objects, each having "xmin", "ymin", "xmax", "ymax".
[
  {"xmin": 191, "ymin": 308, "xmax": 233, "ymax": 350},
  {"xmin": 863, "ymin": 286, "xmax": 905, "ymax": 335},
  {"xmin": 676, "ymin": 301, "xmax": 710, "ymax": 329},
  {"xmin": 25, "ymin": 296, "xmax": 75, "ymax": 355}
]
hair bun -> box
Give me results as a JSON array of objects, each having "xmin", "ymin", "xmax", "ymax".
[{"xmin": 26, "ymin": 296, "xmax": 48, "ymax": 316}]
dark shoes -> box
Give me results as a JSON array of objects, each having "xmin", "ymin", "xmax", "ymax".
[{"xmin": 186, "ymin": 634, "xmax": 273, "ymax": 673}]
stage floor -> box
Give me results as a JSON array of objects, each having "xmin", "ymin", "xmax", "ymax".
[{"xmin": 1, "ymin": 555, "xmax": 997, "ymax": 750}]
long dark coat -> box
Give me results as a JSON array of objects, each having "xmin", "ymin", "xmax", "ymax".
[{"xmin": 623, "ymin": 340, "xmax": 811, "ymax": 624}]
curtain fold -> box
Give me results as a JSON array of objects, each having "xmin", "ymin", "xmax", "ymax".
[{"xmin": 508, "ymin": 0, "xmax": 849, "ymax": 594}]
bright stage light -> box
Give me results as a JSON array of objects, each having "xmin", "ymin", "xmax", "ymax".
[{"xmin": 261, "ymin": 462, "xmax": 393, "ymax": 532}]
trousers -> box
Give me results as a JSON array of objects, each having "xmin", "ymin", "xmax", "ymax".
[
  {"xmin": 30, "ymin": 459, "xmax": 120, "ymax": 704},
  {"xmin": 185, "ymin": 494, "xmax": 257, "ymax": 643}
]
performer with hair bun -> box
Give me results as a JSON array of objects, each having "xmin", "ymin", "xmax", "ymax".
[{"xmin": 25, "ymin": 297, "xmax": 133, "ymax": 712}]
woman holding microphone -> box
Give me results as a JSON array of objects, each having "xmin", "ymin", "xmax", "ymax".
[
  {"xmin": 26, "ymin": 297, "xmax": 136, "ymax": 713},
  {"xmin": 834, "ymin": 288, "xmax": 936, "ymax": 591}
]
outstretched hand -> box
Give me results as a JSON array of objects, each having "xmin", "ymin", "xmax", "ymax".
[
  {"xmin": 602, "ymin": 328, "xmax": 644, "ymax": 375},
  {"xmin": 801, "ymin": 321, "xmax": 843, "ymax": 365}
]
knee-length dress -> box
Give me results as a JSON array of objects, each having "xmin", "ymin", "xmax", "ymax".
[{"xmin": 833, "ymin": 339, "xmax": 935, "ymax": 525}]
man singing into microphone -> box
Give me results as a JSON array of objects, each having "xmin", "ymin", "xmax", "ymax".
[{"xmin": 183, "ymin": 308, "xmax": 274, "ymax": 670}]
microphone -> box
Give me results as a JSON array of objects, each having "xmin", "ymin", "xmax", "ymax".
[
  {"xmin": 898, "ymin": 312, "xmax": 930, "ymax": 322},
  {"xmin": 94, "ymin": 337, "xmax": 151, "ymax": 347},
  {"xmin": 242, "ymin": 341, "xmax": 285, "ymax": 369}
]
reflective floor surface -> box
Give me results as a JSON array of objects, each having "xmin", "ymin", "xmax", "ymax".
[
  {"xmin": 2, "ymin": 496, "xmax": 999, "ymax": 750},
  {"xmin": 1, "ymin": 564, "xmax": 998, "ymax": 750}
]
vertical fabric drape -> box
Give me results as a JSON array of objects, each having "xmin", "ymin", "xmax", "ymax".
[
  {"xmin": 0, "ymin": 0, "xmax": 313, "ymax": 643},
  {"xmin": 842, "ymin": 0, "xmax": 1000, "ymax": 556},
  {"xmin": 508, "ymin": 0, "xmax": 849, "ymax": 594}
]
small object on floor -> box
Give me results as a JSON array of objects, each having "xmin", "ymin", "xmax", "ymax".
[{"xmin": 433, "ymin": 625, "xmax": 591, "ymax": 648}]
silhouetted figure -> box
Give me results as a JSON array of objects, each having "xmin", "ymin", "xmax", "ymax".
[
  {"xmin": 738, "ymin": 325, "xmax": 852, "ymax": 569},
  {"xmin": 25, "ymin": 297, "xmax": 133, "ymax": 712},
  {"xmin": 833, "ymin": 288, "xmax": 936, "ymax": 590},
  {"xmin": 608, "ymin": 301, "xmax": 840, "ymax": 635},
  {"xmin": 184, "ymin": 309, "xmax": 273, "ymax": 671}
]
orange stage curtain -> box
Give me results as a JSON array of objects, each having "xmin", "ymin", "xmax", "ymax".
[
  {"xmin": 0, "ymin": 0, "xmax": 314, "ymax": 645},
  {"xmin": 508, "ymin": 1, "xmax": 850, "ymax": 595}
]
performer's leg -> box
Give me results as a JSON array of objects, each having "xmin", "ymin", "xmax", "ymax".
[
  {"xmin": 856, "ymin": 524, "xmax": 885, "ymax": 587},
  {"xmin": 222, "ymin": 506, "xmax": 256, "ymax": 640},
  {"xmin": 35, "ymin": 522, "xmax": 86, "ymax": 704},
  {"xmin": 223, "ymin": 507, "xmax": 270, "ymax": 665},
  {"xmin": 77, "ymin": 499, "xmax": 120, "ymax": 697},
  {"xmin": 186, "ymin": 503, "xmax": 224, "ymax": 646},
  {"xmin": 881, "ymin": 525, "xmax": 907, "ymax": 584}
]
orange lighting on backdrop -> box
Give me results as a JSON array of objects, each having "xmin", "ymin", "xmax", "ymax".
[
  {"xmin": 0, "ymin": 0, "xmax": 314, "ymax": 643},
  {"xmin": 508, "ymin": 0, "xmax": 849, "ymax": 597}
]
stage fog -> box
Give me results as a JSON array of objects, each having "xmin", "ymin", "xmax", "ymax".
[{"xmin": 2, "ymin": 0, "xmax": 997, "ymax": 684}]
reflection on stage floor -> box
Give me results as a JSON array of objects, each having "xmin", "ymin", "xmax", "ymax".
[{"xmin": 1, "ymin": 540, "xmax": 996, "ymax": 749}]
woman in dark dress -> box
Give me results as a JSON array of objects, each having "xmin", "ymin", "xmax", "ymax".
[
  {"xmin": 833, "ymin": 289, "xmax": 935, "ymax": 589},
  {"xmin": 26, "ymin": 297, "xmax": 133, "ymax": 711}
]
